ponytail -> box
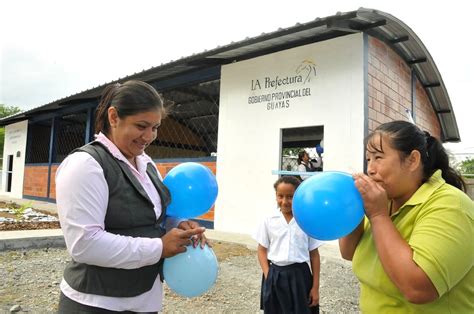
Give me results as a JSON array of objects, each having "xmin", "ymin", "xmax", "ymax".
[
  {"xmin": 424, "ymin": 132, "xmax": 466, "ymax": 192},
  {"xmin": 94, "ymin": 83, "xmax": 121, "ymax": 134}
]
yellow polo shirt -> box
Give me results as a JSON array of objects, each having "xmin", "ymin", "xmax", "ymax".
[{"xmin": 352, "ymin": 170, "xmax": 474, "ymax": 313}]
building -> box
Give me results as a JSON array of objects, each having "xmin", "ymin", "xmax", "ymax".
[{"xmin": 0, "ymin": 8, "xmax": 461, "ymax": 234}]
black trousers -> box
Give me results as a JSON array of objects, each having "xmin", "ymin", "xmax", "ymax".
[
  {"xmin": 57, "ymin": 292, "xmax": 157, "ymax": 314},
  {"xmin": 261, "ymin": 262, "xmax": 319, "ymax": 314}
]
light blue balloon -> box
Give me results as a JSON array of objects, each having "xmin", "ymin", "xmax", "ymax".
[
  {"xmin": 163, "ymin": 244, "xmax": 218, "ymax": 298},
  {"xmin": 293, "ymin": 171, "xmax": 364, "ymax": 240},
  {"xmin": 163, "ymin": 162, "xmax": 218, "ymax": 218}
]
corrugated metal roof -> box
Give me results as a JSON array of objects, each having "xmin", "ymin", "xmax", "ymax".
[{"xmin": 1, "ymin": 7, "xmax": 460, "ymax": 142}]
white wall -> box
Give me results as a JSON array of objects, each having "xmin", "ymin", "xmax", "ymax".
[
  {"xmin": 1, "ymin": 120, "xmax": 28, "ymax": 198},
  {"xmin": 215, "ymin": 33, "xmax": 366, "ymax": 235}
]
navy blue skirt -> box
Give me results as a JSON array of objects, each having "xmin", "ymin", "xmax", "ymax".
[{"xmin": 260, "ymin": 262, "xmax": 319, "ymax": 314}]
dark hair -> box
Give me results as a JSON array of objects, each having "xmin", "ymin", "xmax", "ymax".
[
  {"xmin": 94, "ymin": 80, "xmax": 166, "ymax": 134},
  {"xmin": 366, "ymin": 120, "xmax": 466, "ymax": 191},
  {"xmin": 274, "ymin": 176, "xmax": 302, "ymax": 191},
  {"xmin": 297, "ymin": 151, "xmax": 308, "ymax": 165}
]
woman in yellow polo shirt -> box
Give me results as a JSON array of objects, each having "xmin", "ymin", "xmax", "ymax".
[{"xmin": 339, "ymin": 120, "xmax": 473, "ymax": 313}]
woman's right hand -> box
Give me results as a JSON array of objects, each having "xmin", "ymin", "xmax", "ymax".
[
  {"xmin": 161, "ymin": 227, "xmax": 205, "ymax": 258},
  {"xmin": 352, "ymin": 173, "xmax": 389, "ymax": 220}
]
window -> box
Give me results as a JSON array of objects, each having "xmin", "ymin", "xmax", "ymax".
[{"xmin": 281, "ymin": 126, "xmax": 324, "ymax": 173}]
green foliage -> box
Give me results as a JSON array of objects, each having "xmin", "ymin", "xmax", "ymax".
[
  {"xmin": 12, "ymin": 202, "xmax": 33, "ymax": 220},
  {"xmin": 458, "ymin": 157, "xmax": 474, "ymax": 175},
  {"xmin": 1, "ymin": 127, "xmax": 5, "ymax": 159},
  {"xmin": 0, "ymin": 104, "xmax": 22, "ymax": 118},
  {"xmin": 0, "ymin": 127, "xmax": 4, "ymax": 169},
  {"xmin": 0, "ymin": 104, "xmax": 23, "ymax": 159}
]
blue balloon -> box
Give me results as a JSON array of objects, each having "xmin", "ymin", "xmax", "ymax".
[
  {"xmin": 293, "ymin": 171, "xmax": 364, "ymax": 240},
  {"xmin": 163, "ymin": 244, "xmax": 218, "ymax": 298},
  {"xmin": 316, "ymin": 144, "xmax": 324, "ymax": 155},
  {"xmin": 163, "ymin": 162, "xmax": 218, "ymax": 218}
]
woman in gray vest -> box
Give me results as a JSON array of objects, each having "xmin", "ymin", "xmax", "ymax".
[{"xmin": 56, "ymin": 80, "xmax": 207, "ymax": 313}]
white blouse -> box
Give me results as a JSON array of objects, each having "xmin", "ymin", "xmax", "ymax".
[{"xmin": 254, "ymin": 209, "xmax": 323, "ymax": 266}]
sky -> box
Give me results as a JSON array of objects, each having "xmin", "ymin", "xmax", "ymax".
[{"xmin": 1, "ymin": 0, "xmax": 472, "ymax": 159}]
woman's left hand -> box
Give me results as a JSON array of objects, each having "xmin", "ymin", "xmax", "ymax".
[
  {"xmin": 353, "ymin": 173, "xmax": 389, "ymax": 220},
  {"xmin": 178, "ymin": 220, "xmax": 210, "ymax": 248}
]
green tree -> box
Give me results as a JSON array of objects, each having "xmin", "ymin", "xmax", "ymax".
[
  {"xmin": 458, "ymin": 157, "xmax": 474, "ymax": 175},
  {"xmin": 0, "ymin": 104, "xmax": 22, "ymax": 118},
  {"xmin": 0, "ymin": 104, "xmax": 23, "ymax": 161}
]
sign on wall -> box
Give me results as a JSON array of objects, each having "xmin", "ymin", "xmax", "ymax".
[{"xmin": 248, "ymin": 59, "xmax": 317, "ymax": 111}]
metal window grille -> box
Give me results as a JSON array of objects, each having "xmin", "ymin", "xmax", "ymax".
[
  {"xmin": 26, "ymin": 112, "xmax": 88, "ymax": 164},
  {"xmin": 26, "ymin": 80, "xmax": 219, "ymax": 163},
  {"xmin": 55, "ymin": 112, "xmax": 87, "ymax": 163},
  {"xmin": 146, "ymin": 80, "xmax": 219, "ymax": 159},
  {"xmin": 282, "ymin": 154, "xmax": 299, "ymax": 171},
  {"xmin": 26, "ymin": 121, "xmax": 52, "ymax": 163}
]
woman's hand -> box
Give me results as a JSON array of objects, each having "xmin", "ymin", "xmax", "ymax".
[
  {"xmin": 161, "ymin": 227, "xmax": 205, "ymax": 258},
  {"xmin": 178, "ymin": 220, "xmax": 210, "ymax": 248},
  {"xmin": 353, "ymin": 173, "xmax": 389, "ymax": 220}
]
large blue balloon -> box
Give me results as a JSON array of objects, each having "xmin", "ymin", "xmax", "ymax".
[
  {"xmin": 163, "ymin": 162, "xmax": 218, "ymax": 218},
  {"xmin": 163, "ymin": 244, "xmax": 218, "ymax": 298},
  {"xmin": 293, "ymin": 171, "xmax": 364, "ymax": 240}
]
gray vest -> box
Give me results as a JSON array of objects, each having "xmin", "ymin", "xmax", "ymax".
[{"xmin": 63, "ymin": 141, "xmax": 171, "ymax": 297}]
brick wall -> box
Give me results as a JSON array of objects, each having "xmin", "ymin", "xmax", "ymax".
[
  {"xmin": 414, "ymin": 81, "xmax": 441, "ymax": 137},
  {"xmin": 367, "ymin": 37, "xmax": 441, "ymax": 137},
  {"xmin": 23, "ymin": 161, "xmax": 217, "ymax": 222},
  {"xmin": 23, "ymin": 165, "xmax": 50, "ymax": 198},
  {"xmin": 48, "ymin": 166, "xmax": 59, "ymax": 200}
]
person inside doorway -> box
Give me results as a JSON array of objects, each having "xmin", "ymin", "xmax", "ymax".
[{"xmin": 297, "ymin": 151, "xmax": 317, "ymax": 180}]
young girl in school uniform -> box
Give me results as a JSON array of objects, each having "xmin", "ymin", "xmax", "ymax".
[{"xmin": 254, "ymin": 176, "xmax": 323, "ymax": 313}]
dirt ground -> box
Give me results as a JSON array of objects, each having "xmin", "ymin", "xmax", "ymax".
[
  {"xmin": 1, "ymin": 241, "xmax": 360, "ymax": 313},
  {"xmin": 1, "ymin": 201, "xmax": 360, "ymax": 312},
  {"xmin": 211, "ymin": 240, "xmax": 254, "ymax": 261}
]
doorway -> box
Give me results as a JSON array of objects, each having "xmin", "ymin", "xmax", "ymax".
[{"xmin": 6, "ymin": 154, "xmax": 13, "ymax": 192}]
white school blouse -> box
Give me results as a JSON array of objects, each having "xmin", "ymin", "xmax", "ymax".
[{"xmin": 254, "ymin": 209, "xmax": 323, "ymax": 266}]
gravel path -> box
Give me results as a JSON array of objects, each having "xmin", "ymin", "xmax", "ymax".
[{"xmin": 0, "ymin": 242, "xmax": 359, "ymax": 313}]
